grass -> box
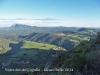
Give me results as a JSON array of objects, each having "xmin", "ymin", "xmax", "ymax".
[
  {"xmin": 83, "ymin": 37, "xmax": 90, "ymax": 41},
  {"xmin": 67, "ymin": 34, "xmax": 78, "ymax": 37},
  {"xmin": 21, "ymin": 41, "xmax": 58, "ymax": 50},
  {"xmin": 11, "ymin": 41, "xmax": 64, "ymax": 58},
  {"xmin": 66, "ymin": 33, "xmax": 90, "ymax": 42},
  {"xmin": 11, "ymin": 40, "xmax": 64, "ymax": 59},
  {"xmin": 0, "ymin": 47, "xmax": 3, "ymax": 50},
  {"xmin": 70, "ymin": 39, "xmax": 79, "ymax": 42},
  {"xmin": 11, "ymin": 40, "xmax": 66, "ymax": 59},
  {"xmin": 11, "ymin": 41, "xmax": 66, "ymax": 59},
  {"xmin": 0, "ymin": 38, "xmax": 18, "ymax": 54}
]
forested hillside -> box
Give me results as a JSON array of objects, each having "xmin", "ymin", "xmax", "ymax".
[
  {"xmin": 19, "ymin": 28, "xmax": 97, "ymax": 50},
  {"xmin": 0, "ymin": 24, "xmax": 99, "ymax": 75},
  {"xmin": 0, "ymin": 24, "xmax": 97, "ymax": 51},
  {"xmin": 41, "ymin": 32, "xmax": 100, "ymax": 75},
  {"xmin": 0, "ymin": 24, "xmax": 79, "ymax": 39},
  {"xmin": 0, "ymin": 24, "xmax": 80, "ymax": 41}
]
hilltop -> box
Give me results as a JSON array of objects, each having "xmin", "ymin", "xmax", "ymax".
[{"xmin": 78, "ymin": 28, "xmax": 95, "ymax": 32}]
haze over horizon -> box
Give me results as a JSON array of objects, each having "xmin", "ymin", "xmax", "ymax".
[{"xmin": 0, "ymin": 0, "xmax": 100, "ymax": 27}]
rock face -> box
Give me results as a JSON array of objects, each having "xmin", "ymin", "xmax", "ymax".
[
  {"xmin": 11, "ymin": 24, "xmax": 32, "ymax": 28},
  {"xmin": 2, "ymin": 61, "xmax": 11, "ymax": 68},
  {"xmin": 97, "ymin": 32, "xmax": 100, "ymax": 38},
  {"xmin": 45, "ymin": 61, "xmax": 52, "ymax": 69},
  {"xmin": 96, "ymin": 32, "xmax": 100, "ymax": 43}
]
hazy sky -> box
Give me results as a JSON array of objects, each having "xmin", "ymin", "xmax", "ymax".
[{"xmin": 0, "ymin": 0, "xmax": 100, "ymax": 27}]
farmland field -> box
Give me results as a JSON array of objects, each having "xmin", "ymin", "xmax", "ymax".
[
  {"xmin": 21, "ymin": 41, "xmax": 58, "ymax": 50},
  {"xmin": 11, "ymin": 41, "xmax": 59, "ymax": 57}
]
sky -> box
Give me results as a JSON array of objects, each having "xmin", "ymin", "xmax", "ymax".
[{"xmin": 0, "ymin": 0, "xmax": 100, "ymax": 27}]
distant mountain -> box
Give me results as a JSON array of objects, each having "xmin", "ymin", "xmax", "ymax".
[
  {"xmin": 0, "ymin": 23, "xmax": 97, "ymax": 43},
  {"xmin": 10, "ymin": 23, "xmax": 80, "ymax": 32},
  {"xmin": 11, "ymin": 24, "xmax": 79, "ymax": 29},
  {"xmin": 11, "ymin": 24, "xmax": 33, "ymax": 28}
]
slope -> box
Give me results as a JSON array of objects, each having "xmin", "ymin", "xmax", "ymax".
[
  {"xmin": 19, "ymin": 28, "xmax": 97, "ymax": 51},
  {"xmin": 45, "ymin": 32, "xmax": 100, "ymax": 75}
]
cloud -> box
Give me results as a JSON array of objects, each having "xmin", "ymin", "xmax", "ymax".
[
  {"xmin": 0, "ymin": 18, "xmax": 58, "ymax": 21},
  {"xmin": 0, "ymin": 18, "xmax": 28, "ymax": 20},
  {"xmin": 0, "ymin": 18, "xmax": 59, "ymax": 27},
  {"xmin": 33, "ymin": 18, "xmax": 58, "ymax": 21},
  {"xmin": 34, "ymin": 22, "xmax": 60, "ymax": 24},
  {"xmin": 1, "ymin": 18, "xmax": 99, "ymax": 27}
]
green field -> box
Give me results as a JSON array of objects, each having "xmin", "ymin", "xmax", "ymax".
[
  {"xmin": 70, "ymin": 39, "xmax": 79, "ymax": 42},
  {"xmin": 21, "ymin": 41, "xmax": 58, "ymax": 50},
  {"xmin": 10, "ymin": 41, "xmax": 63, "ymax": 69},
  {"xmin": 0, "ymin": 47, "xmax": 3, "ymax": 50},
  {"xmin": 0, "ymin": 38, "xmax": 18, "ymax": 54},
  {"xmin": 11, "ymin": 41, "xmax": 59, "ymax": 57}
]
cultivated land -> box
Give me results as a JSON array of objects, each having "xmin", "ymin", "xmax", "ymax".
[
  {"xmin": 12, "ymin": 41, "xmax": 66, "ymax": 57},
  {"xmin": 21, "ymin": 41, "xmax": 58, "ymax": 50}
]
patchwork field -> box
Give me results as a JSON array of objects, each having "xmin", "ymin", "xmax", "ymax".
[
  {"xmin": 11, "ymin": 41, "xmax": 63, "ymax": 58},
  {"xmin": 21, "ymin": 41, "xmax": 58, "ymax": 50}
]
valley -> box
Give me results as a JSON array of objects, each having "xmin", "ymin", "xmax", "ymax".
[
  {"xmin": 0, "ymin": 24, "xmax": 99, "ymax": 75},
  {"xmin": 0, "ymin": 0, "xmax": 100, "ymax": 74}
]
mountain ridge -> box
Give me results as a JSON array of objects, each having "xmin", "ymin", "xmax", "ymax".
[{"xmin": 11, "ymin": 24, "xmax": 34, "ymax": 28}]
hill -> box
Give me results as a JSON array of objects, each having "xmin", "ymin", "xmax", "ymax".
[
  {"xmin": 0, "ymin": 24, "xmax": 98, "ymax": 42},
  {"xmin": 0, "ymin": 24, "xmax": 80, "ymax": 41},
  {"xmin": 0, "ymin": 24, "xmax": 99, "ymax": 75},
  {"xmin": 13, "ymin": 31, "xmax": 99, "ymax": 75},
  {"xmin": 0, "ymin": 40, "xmax": 66, "ymax": 75},
  {"xmin": 41, "ymin": 32, "xmax": 100, "ymax": 75},
  {"xmin": 19, "ymin": 28, "xmax": 97, "ymax": 50},
  {"xmin": 0, "ymin": 38, "xmax": 17, "ymax": 54},
  {"xmin": 78, "ymin": 28, "xmax": 90, "ymax": 31}
]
